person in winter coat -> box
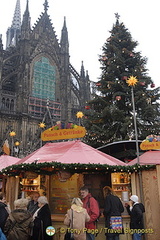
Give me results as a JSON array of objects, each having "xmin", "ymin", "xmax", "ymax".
[
  {"xmin": 4, "ymin": 198, "xmax": 33, "ymax": 240},
  {"xmin": 27, "ymin": 192, "xmax": 40, "ymax": 215},
  {"xmin": 32, "ymin": 196, "xmax": 52, "ymax": 240},
  {"xmin": 125, "ymin": 195, "xmax": 145, "ymax": 240},
  {"xmin": 0, "ymin": 192, "xmax": 9, "ymax": 232},
  {"xmin": 64, "ymin": 198, "xmax": 90, "ymax": 240},
  {"xmin": 103, "ymin": 186, "xmax": 124, "ymax": 240},
  {"xmin": 80, "ymin": 186, "xmax": 100, "ymax": 240}
]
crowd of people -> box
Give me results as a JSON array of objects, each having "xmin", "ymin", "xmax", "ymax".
[
  {"xmin": 64, "ymin": 186, "xmax": 145, "ymax": 240},
  {"xmin": 0, "ymin": 186, "xmax": 145, "ymax": 240},
  {"xmin": 0, "ymin": 192, "xmax": 52, "ymax": 240}
]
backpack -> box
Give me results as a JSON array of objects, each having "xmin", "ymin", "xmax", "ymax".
[{"xmin": 0, "ymin": 228, "xmax": 7, "ymax": 240}]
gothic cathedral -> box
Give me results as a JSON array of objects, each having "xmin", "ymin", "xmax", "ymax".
[{"xmin": 0, "ymin": 0, "xmax": 91, "ymax": 155}]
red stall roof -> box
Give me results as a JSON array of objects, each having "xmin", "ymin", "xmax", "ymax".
[
  {"xmin": 128, "ymin": 150, "xmax": 160, "ymax": 165},
  {"xmin": 0, "ymin": 155, "xmax": 20, "ymax": 171},
  {"xmin": 17, "ymin": 140, "xmax": 126, "ymax": 166}
]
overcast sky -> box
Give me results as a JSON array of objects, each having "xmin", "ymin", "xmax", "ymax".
[{"xmin": 0, "ymin": 0, "xmax": 159, "ymax": 87}]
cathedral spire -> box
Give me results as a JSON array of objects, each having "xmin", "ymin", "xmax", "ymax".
[
  {"xmin": 80, "ymin": 61, "xmax": 85, "ymax": 78},
  {"xmin": 11, "ymin": 0, "xmax": 21, "ymax": 29},
  {"xmin": 63, "ymin": 16, "xmax": 67, "ymax": 29},
  {"xmin": 6, "ymin": 0, "xmax": 21, "ymax": 48},
  {"xmin": 0, "ymin": 35, "xmax": 3, "ymax": 50},
  {"xmin": 60, "ymin": 17, "xmax": 69, "ymax": 52},
  {"xmin": 43, "ymin": 0, "xmax": 49, "ymax": 12},
  {"xmin": 21, "ymin": 0, "xmax": 31, "ymax": 39},
  {"xmin": 26, "ymin": 0, "xmax": 29, "ymax": 12}
]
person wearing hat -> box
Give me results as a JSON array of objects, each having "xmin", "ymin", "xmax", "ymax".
[{"xmin": 125, "ymin": 195, "xmax": 145, "ymax": 240}]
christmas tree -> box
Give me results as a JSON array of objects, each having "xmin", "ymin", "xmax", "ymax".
[{"xmin": 83, "ymin": 14, "xmax": 160, "ymax": 149}]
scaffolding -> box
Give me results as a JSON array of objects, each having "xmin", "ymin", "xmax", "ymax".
[{"xmin": 29, "ymin": 96, "xmax": 61, "ymax": 122}]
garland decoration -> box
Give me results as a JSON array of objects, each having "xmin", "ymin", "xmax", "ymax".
[{"xmin": 0, "ymin": 162, "xmax": 156, "ymax": 177}]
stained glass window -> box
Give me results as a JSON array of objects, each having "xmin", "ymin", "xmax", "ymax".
[{"xmin": 32, "ymin": 57, "xmax": 56, "ymax": 100}]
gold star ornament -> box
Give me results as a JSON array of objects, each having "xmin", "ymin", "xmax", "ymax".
[
  {"xmin": 126, "ymin": 76, "xmax": 138, "ymax": 86},
  {"xmin": 9, "ymin": 131, "xmax": 16, "ymax": 137},
  {"xmin": 76, "ymin": 111, "xmax": 84, "ymax": 118},
  {"xmin": 15, "ymin": 141, "xmax": 20, "ymax": 146},
  {"xmin": 39, "ymin": 122, "xmax": 46, "ymax": 128}
]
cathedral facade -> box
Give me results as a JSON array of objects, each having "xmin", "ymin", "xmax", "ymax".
[{"xmin": 0, "ymin": 0, "xmax": 91, "ymax": 155}]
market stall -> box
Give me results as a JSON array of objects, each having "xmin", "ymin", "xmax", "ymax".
[
  {"xmin": 0, "ymin": 155, "xmax": 20, "ymax": 171},
  {"xmin": 0, "ymin": 155, "xmax": 20, "ymax": 210},
  {"xmin": 3, "ymin": 140, "xmax": 131, "ymax": 240},
  {"xmin": 128, "ymin": 150, "xmax": 160, "ymax": 240},
  {"xmin": 0, "ymin": 154, "xmax": 20, "ymax": 193}
]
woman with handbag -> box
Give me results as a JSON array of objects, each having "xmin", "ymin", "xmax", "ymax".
[
  {"xmin": 64, "ymin": 198, "xmax": 90, "ymax": 240},
  {"xmin": 103, "ymin": 186, "xmax": 124, "ymax": 240}
]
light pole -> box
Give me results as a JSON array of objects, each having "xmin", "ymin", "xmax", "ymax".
[
  {"xmin": 126, "ymin": 76, "xmax": 144, "ymax": 210},
  {"xmin": 14, "ymin": 141, "xmax": 20, "ymax": 157},
  {"xmin": 126, "ymin": 76, "xmax": 140, "ymax": 163},
  {"xmin": 76, "ymin": 111, "xmax": 84, "ymax": 126},
  {"xmin": 39, "ymin": 122, "xmax": 46, "ymax": 147},
  {"xmin": 131, "ymin": 87, "xmax": 140, "ymax": 164},
  {"xmin": 9, "ymin": 131, "xmax": 16, "ymax": 156}
]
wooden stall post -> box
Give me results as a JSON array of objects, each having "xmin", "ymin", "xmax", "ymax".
[
  {"xmin": 130, "ymin": 172, "xmax": 141, "ymax": 198},
  {"xmin": 141, "ymin": 169, "xmax": 160, "ymax": 240},
  {"xmin": 156, "ymin": 165, "xmax": 160, "ymax": 205},
  {"xmin": 6, "ymin": 176, "xmax": 19, "ymax": 210}
]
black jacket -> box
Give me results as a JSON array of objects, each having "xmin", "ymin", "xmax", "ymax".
[
  {"xmin": 0, "ymin": 202, "xmax": 9, "ymax": 231},
  {"xmin": 126, "ymin": 203, "xmax": 145, "ymax": 229},
  {"xmin": 103, "ymin": 194, "xmax": 124, "ymax": 232},
  {"xmin": 27, "ymin": 200, "xmax": 39, "ymax": 215},
  {"xmin": 32, "ymin": 204, "xmax": 52, "ymax": 240}
]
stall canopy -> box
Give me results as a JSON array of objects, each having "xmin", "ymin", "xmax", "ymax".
[
  {"xmin": 0, "ymin": 155, "xmax": 20, "ymax": 171},
  {"xmin": 17, "ymin": 140, "xmax": 126, "ymax": 166},
  {"xmin": 128, "ymin": 150, "xmax": 160, "ymax": 165}
]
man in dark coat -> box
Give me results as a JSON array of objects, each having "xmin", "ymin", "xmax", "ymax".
[
  {"xmin": 27, "ymin": 192, "xmax": 40, "ymax": 215},
  {"xmin": 0, "ymin": 192, "xmax": 9, "ymax": 232},
  {"xmin": 103, "ymin": 186, "xmax": 124, "ymax": 240},
  {"xmin": 125, "ymin": 195, "xmax": 145, "ymax": 240}
]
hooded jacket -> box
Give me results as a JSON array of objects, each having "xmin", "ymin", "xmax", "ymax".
[
  {"xmin": 64, "ymin": 204, "xmax": 90, "ymax": 240},
  {"xmin": 126, "ymin": 202, "xmax": 145, "ymax": 230},
  {"xmin": 4, "ymin": 209, "xmax": 33, "ymax": 240},
  {"xmin": 81, "ymin": 193, "xmax": 100, "ymax": 229}
]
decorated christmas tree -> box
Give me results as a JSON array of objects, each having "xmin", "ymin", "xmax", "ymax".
[{"xmin": 84, "ymin": 14, "xmax": 160, "ymax": 148}]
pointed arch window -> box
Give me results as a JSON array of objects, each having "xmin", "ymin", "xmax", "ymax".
[
  {"xmin": 2, "ymin": 98, "xmax": 5, "ymax": 109},
  {"xmin": 6, "ymin": 99, "xmax": 10, "ymax": 109},
  {"xmin": 32, "ymin": 57, "xmax": 56, "ymax": 100},
  {"xmin": 10, "ymin": 99, "xmax": 14, "ymax": 111}
]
